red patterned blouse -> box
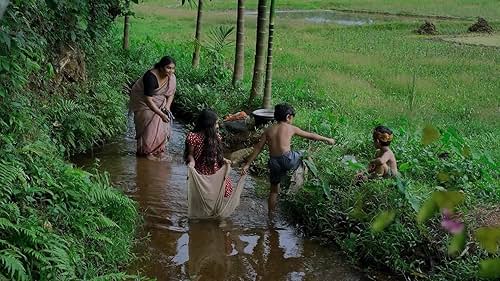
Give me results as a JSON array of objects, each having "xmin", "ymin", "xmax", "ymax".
[{"xmin": 186, "ymin": 132, "xmax": 233, "ymax": 197}]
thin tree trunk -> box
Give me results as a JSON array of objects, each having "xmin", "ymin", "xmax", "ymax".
[
  {"xmin": 192, "ymin": 0, "xmax": 203, "ymax": 68},
  {"xmin": 263, "ymin": 0, "xmax": 275, "ymax": 109},
  {"xmin": 249, "ymin": 0, "xmax": 268, "ymax": 103},
  {"xmin": 232, "ymin": 0, "xmax": 245, "ymax": 86},
  {"xmin": 122, "ymin": 15, "xmax": 130, "ymax": 50}
]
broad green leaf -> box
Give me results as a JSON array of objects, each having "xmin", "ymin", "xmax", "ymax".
[
  {"xmin": 321, "ymin": 182, "xmax": 332, "ymax": 200},
  {"xmin": 432, "ymin": 191, "xmax": 464, "ymax": 210},
  {"xmin": 77, "ymin": 16, "xmax": 88, "ymax": 30},
  {"xmin": 475, "ymin": 227, "xmax": 500, "ymax": 253},
  {"xmin": 399, "ymin": 162, "xmax": 410, "ymax": 172},
  {"xmin": 303, "ymin": 159, "xmax": 319, "ymax": 178},
  {"xmin": 417, "ymin": 197, "xmax": 437, "ymax": 223},
  {"xmin": 371, "ymin": 210, "xmax": 396, "ymax": 233},
  {"xmin": 422, "ymin": 125, "xmax": 440, "ymax": 145},
  {"xmin": 347, "ymin": 161, "xmax": 365, "ymax": 171},
  {"xmin": 479, "ymin": 259, "xmax": 500, "ymax": 279},
  {"xmin": 447, "ymin": 231, "xmax": 466, "ymax": 256}
]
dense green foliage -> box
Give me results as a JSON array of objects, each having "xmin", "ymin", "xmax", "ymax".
[{"xmin": 0, "ymin": 1, "xmax": 139, "ymax": 280}]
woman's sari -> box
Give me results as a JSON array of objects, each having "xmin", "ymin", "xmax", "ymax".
[{"xmin": 129, "ymin": 73, "xmax": 176, "ymax": 157}]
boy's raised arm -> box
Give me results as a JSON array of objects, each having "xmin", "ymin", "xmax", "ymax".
[
  {"xmin": 241, "ymin": 133, "xmax": 267, "ymax": 174},
  {"xmin": 294, "ymin": 126, "xmax": 335, "ymax": 145}
]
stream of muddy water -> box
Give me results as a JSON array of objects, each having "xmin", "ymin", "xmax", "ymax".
[{"xmin": 74, "ymin": 121, "xmax": 390, "ymax": 281}]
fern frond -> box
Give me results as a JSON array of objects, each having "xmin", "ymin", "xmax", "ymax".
[
  {"xmin": 56, "ymin": 99, "xmax": 81, "ymax": 114},
  {"xmin": 0, "ymin": 218, "xmax": 17, "ymax": 233},
  {"xmin": 22, "ymin": 248, "xmax": 48, "ymax": 265},
  {"xmin": 0, "ymin": 203, "xmax": 20, "ymax": 222},
  {"xmin": 0, "ymin": 250, "xmax": 28, "ymax": 281},
  {"xmin": 96, "ymin": 214, "xmax": 119, "ymax": 229},
  {"xmin": 0, "ymin": 161, "xmax": 26, "ymax": 194}
]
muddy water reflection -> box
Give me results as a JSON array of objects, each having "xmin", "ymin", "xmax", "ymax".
[{"xmin": 75, "ymin": 122, "xmax": 376, "ymax": 281}]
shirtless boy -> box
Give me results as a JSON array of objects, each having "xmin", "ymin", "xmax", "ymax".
[
  {"xmin": 356, "ymin": 125, "xmax": 398, "ymax": 182},
  {"xmin": 242, "ymin": 103, "xmax": 335, "ymax": 216}
]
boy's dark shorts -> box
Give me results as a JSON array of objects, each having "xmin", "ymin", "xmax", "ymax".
[{"xmin": 268, "ymin": 151, "xmax": 303, "ymax": 185}]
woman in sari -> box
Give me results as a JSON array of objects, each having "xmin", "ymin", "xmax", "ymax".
[{"xmin": 129, "ymin": 56, "xmax": 176, "ymax": 160}]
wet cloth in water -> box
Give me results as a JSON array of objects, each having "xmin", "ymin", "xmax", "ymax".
[
  {"xmin": 187, "ymin": 164, "xmax": 246, "ymax": 219},
  {"xmin": 268, "ymin": 151, "xmax": 303, "ymax": 184}
]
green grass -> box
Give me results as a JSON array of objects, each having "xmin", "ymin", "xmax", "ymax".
[
  {"xmin": 130, "ymin": 2, "xmax": 500, "ymax": 157},
  {"xmin": 147, "ymin": 0, "xmax": 500, "ymax": 19}
]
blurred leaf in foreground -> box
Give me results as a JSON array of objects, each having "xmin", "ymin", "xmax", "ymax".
[
  {"xmin": 417, "ymin": 197, "xmax": 438, "ymax": 223},
  {"xmin": 479, "ymin": 258, "xmax": 500, "ymax": 279},
  {"xmin": 475, "ymin": 227, "xmax": 500, "ymax": 253},
  {"xmin": 371, "ymin": 210, "xmax": 396, "ymax": 233},
  {"xmin": 447, "ymin": 231, "xmax": 466, "ymax": 256},
  {"xmin": 422, "ymin": 125, "xmax": 440, "ymax": 145},
  {"xmin": 432, "ymin": 191, "xmax": 464, "ymax": 210}
]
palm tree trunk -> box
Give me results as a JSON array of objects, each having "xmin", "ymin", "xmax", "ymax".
[
  {"xmin": 232, "ymin": 0, "xmax": 245, "ymax": 86},
  {"xmin": 122, "ymin": 14, "xmax": 130, "ymax": 50},
  {"xmin": 262, "ymin": 0, "xmax": 275, "ymax": 109},
  {"xmin": 249, "ymin": 0, "xmax": 268, "ymax": 103},
  {"xmin": 192, "ymin": 0, "xmax": 203, "ymax": 68}
]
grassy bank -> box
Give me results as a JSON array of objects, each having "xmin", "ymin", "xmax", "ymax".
[
  {"xmin": 120, "ymin": 0, "xmax": 500, "ymax": 279},
  {"xmin": 1, "ymin": 2, "xmax": 139, "ymax": 279}
]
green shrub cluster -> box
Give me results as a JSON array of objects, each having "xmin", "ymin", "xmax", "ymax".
[{"xmin": 1, "ymin": 1, "xmax": 139, "ymax": 280}]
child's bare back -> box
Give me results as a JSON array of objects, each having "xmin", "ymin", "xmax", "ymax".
[
  {"xmin": 242, "ymin": 103, "xmax": 336, "ymax": 216},
  {"xmin": 264, "ymin": 123, "xmax": 296, "ymax": 157},
  {"xmin": 370, "ymin": 147, "xmax": 398, "ymax": 177}
]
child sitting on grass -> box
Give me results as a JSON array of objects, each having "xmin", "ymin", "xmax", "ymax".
[
  {"xmin": 241, "ymin": 103, "xmax": 336, "ymax": 216},
  {"xmin": 355, "ymin": 125, "xmax": 398, "ymax": 182}
]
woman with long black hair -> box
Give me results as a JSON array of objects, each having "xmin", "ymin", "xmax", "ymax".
[{"xmin": 185, "ymin": 109, "xmax": 233, "ymax": 197}]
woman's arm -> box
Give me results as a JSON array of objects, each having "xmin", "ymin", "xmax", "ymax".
[
  {"xmin": 187, "ymin": 143, "xmax": 195, "ymax": 167},
  {"xmin": 164, "ymin": 94, "xmax": 175, "ymax": 111},
  {"xmin": 145, "ymin": 96, "xmax": 169, "ymax": 122}
]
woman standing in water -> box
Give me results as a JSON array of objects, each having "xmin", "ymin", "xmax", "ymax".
[
  {"xmin": 129, "ymin": 56, "xmax": 176, "ymax": 160},
  {"xmin": 185, "ymin": 109, "xmax": 233, "ymax": 197}
]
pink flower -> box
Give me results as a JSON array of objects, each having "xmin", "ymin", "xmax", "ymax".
[{"xmin": 441, "ymin": 208, "xmax": 464, "ymax": 234}]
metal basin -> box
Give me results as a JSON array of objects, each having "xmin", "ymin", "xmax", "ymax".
[{"xmin": 252, "ymin": 108, "xmax": 274, "ymax": 126}]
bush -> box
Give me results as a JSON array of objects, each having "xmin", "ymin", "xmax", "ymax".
[{"xmin": 1, "ymin": 1, "xmax": 139, "ymax": 279}]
